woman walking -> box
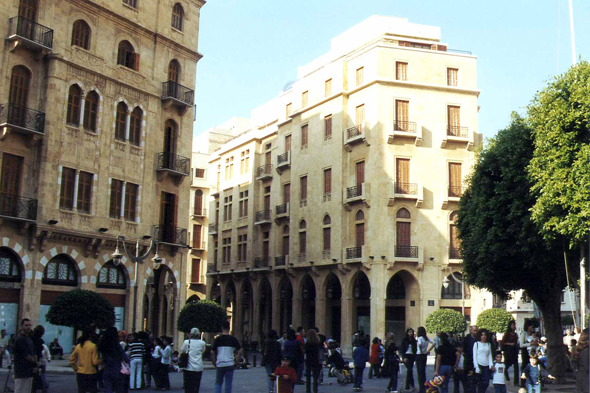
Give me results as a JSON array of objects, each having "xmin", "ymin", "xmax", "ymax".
[
  {"xmin": 401, "ymin": 328, "xmax": 417, "ymax": 392},
  {"xmin": 304, "ymin": 330, "xmax": 322, "ymax": 393},
  {"xmin": 416, "ymin": 327, "xmax": 435, "ymax": 393},
  {"xmin": 500, "ymin": 320, "xmax": 519, "ymax": 385},
  {"xmin": 384, "ymin": 333, "xmax": 401, "ymax": 393},
  {"xmin": 262, "ymin": 330, "xmax": 282, "ymax": 393},
  {"xmin": 473, "ymin": 329, "xmax": 494, "ymax": 393},
  {"xmin": 180, "ymin": 328, "xmax": 206, "ymax": 393},
  {"xmin": 69, "ymin": 327, "xmax": 102, "ymax": 393},
  {"xmin": 99, "ymin": 327, "xmax": 129, "ymax": 393}
]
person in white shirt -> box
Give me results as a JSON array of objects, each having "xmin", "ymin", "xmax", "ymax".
[
  {"xmin": 0, "ymin": 329, "xmax": 9, "ymax": 368},
  {"xmin": 415, "ymin": 327, "xmax": 435, "ymax": 393},
  {"xmin": 151, "ymin": 338, "xmax": 164, "ymax": 390},
  {"xmin": 492, "ymin": 352, "xmax": 507, "ymax": 393},
  {"xmin": 160, "ymin": 337, "xmax": 172, "ymax": 390},
  {"xmin": 180, "ymin": 328, "xmax": 206, "ymax": 393},
  {"xmin": 519, "ymin": 321, "xmax": 535, "ymax": 387},
  {"xmin": 473, "ymin": 329, "xmax": 495, "ymax": 393}
]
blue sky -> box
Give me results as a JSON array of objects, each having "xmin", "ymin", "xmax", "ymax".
[{"xmin": 193, "ymin": 0, "xmax": 589, "ymax": 140}]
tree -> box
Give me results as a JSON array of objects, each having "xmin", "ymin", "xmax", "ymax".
[
  {"xmin": 476, "ymin": 309, "xmax": 513, "ymax": 334},
  {"xmin": 425, "ymin": 309, "xmax": 466, "ymax": 335},
  {"xmin": 177, "ymin": 299, "xmax": 226, "ymax": 333},
  {"xmin": 46, "ymin": 289, "xmax": 115, "ymax": 330},
  {"xmin": 456, "ymin": 114, "xmax": 577, "ymax": 382}
]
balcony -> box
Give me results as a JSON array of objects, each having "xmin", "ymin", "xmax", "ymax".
[
  {"xmin": 388, "ymin": 181, "xmax": 423, "ymax": 208},
  {"xmin": 0, "ymin": 193, "xmax": 37, "ymax": 222},
  {"xmin": 344, "ymin": 123, "xmax": 369, "ymax": 152},
  {"xmin": 275, "ymin": 255, "xmax": 289, "ymax": 267},
  {"xmin": 441, "ymin": 125, "xmax": 474, "ymax": 150},
  {"xmin": 7, "ymin": 16, "xmax": 53, "ymax": 53},
  {"xmin": 191, "ymin": 208, "xmax": 207, "ymax": 218},
  {"xmin": 153, "ymin": 225, "xmax": 187, "ymax": 246},
  {"xmin": 343, "ymin": 183, "xmax": 369, "ymax": 211},
  {"xmin": 254, "ymin": 210, "xmax": 272, "ymax": 225},
  {"xmin": 156, "ymin": 152, "xmax": 190, "ymax": 184},
  {"xmin": 276, "ymin": 151, "xmax": 290, "ymax": 174},
  {"xmin": 208, "ymin": 222, "xmax": 218, "ymax": 235},
  {"xmin": 190, "ymin": 274, "xmax": 205, "ymax": 285},
  {"xmin": 395, "ymin": 245, "xmax": 418, "ymax": 258},
  {"xmin": 275, "ymin": 203, "xmax": 290, "ymax": 221},
  {"xmin": 0, "ymin": 104, "xmax": 45, "ymax": 140},
  {"xmin": 441, "ymin": 184, "xmax": 463, "ymax": 208},
  {"xmin": 390, "ymin": 244, "xmax": 423, "ymax": 269},
  {"xmin": 256, "ymin": 164, "xmax": 273, "ymax": 180},
  {"xmin": 254, "ymin": 257, "xmax": 270, "ymax": 269},
  {"xmin": 161, "ymin": 81, "xmax": 194, "ymax": 115},
  {"xmin": 388, "ymin": 121, "xmax": 422, "ymax": 146},
  {"xmin": 346, "ymin": 247, "xmax": 362, "ymax": 260}
]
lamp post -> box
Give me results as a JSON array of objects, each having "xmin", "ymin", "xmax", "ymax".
[
  {"xmin": 443, "ymin": 271, "xmax": 465, "ymax": 317},
  {"xmin": 111, "ymin": 235, "xmax": 162, "ymax": 332}
]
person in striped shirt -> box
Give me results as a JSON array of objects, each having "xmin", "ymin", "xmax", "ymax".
[{"xmin": 128, "ymin": 334, "xmax": 145, "ymax": 390}]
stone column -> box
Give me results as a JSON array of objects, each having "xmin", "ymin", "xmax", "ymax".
[
  {"xmin": 72, "ymin": 170, "xmax": 80, "ymax": 210},
  {"xmin": 292, "ymin": 296, "xmax": 302, "ymax": 329},
  {"xmin": 120, "ymin": 182, "xmax": 126, "ymax": 219},
  {"xmin": 125, "ymin": 110, "xmax": 131, "ymax": 141},
  {"xmin": 272, "ymin": 296, "xmax": 281, "ymax": 333},
  {"xmin": 371, "ymin": 265, "xmax": 386, "ymax": 341},
  {"xmin": 251, "ymin": 290, "xmax": 261, "ymax": 342},
  {"xmin": 341, "ymin": 296, "xmax": 354, "ymax": 356},
  {"xmin": 315, "ymin": 296, "xmax": 327, "ymax": 334},
  {"xmin": 79, "ymin": 93, "xmax": 86, "ymax": 126}
]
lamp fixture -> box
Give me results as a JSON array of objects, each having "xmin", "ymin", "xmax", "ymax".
[
  {"xmin": 442, "ymin": 275, "xmax": 450, "ymax": 289},
  {"xmin": 111, "ymin": 239, "xmax": 123, "ymax": 266}
]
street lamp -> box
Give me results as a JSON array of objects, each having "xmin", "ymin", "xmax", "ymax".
[
  {"xmin": 111, "ymin": 235, "xmax": 161, "ymax": 332},
  {"xmin": 442, "ymin": 271, "xmax": 465, "ymax": 317}
]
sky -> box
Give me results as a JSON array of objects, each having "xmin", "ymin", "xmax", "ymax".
[{"xmin": 192, "ymin": 0, "xmax": 590, "ymax": 141}]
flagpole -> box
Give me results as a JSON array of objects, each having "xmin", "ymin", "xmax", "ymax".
[{"xmin": 568, "ymin": 0, "xmax": 576, "ymax": 65}]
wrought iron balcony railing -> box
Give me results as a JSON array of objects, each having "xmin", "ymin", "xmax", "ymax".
[
  {"xmin": 347, "ymin": 124, "xmax": 363, "ymax": 139},
  {"xmin": 161, "ymin": 81, "xmax": 194, "ymax": 106},
  {"xmin": 254, "ymin": 257, "xmax": 270, "ymax": 268},
  {"xmin": 277, "ymin": 152, "xmax": 289, "ymax": 165},
  {"xmin": 394, "ymin": 182, "xmax": 418, "ymax": 195},
  {"xmin": 449, "ymin": 247, "xmax": 461, "ymax": 259},
  {"xmin": 275, "ymin": 256, "xmax": 287, "ymax": 266},
  {"xmin": 447, "ymin": 125, "xmax": 469, "ymax": 138},
  {"xmin": 395, "ymin": 245, "xmax": 418, "ymax": 258},
  {"xmin": 157, "ymin": 152, "xmax": 190, "ymax": 176},
  {"xmin": 394, "ymin": 120, "xmax": 416, "ymax": 133},
  {"xmin": 448, "ymin": 185, "xmax": 463, "ymax": 198},
  {"xmin": 346, "ymin": 185, "xmax": 363, "ymax": 199},
  {"xmin": 256, "ymin": 164, "xmax": 273, "ymax": 178},
  {"xmin": 8, "ymin": 16, "xmax": 53, "ymax": 50},
  {"xmin": 153, "ymin": 225, "xmax": 187, "ymax": 245},
  {"xmin": 0, "ymin": 193, "xmax": 37, "ymax": 221},
  {"xmin": 0, "ymin": 103, "xmax": 45, "ymax": 134},
  {"xmin": 276, "ymin": 203, "xmax": 288, "ymax": 215},
  {"xmin": 255, "ymin": 210, "xmax": 272, "ymax": 223},
  {"xmin": 346, "ymin": 247, "xmax": 362, "ymax": 259}
]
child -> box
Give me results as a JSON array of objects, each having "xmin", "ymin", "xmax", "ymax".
[
  {"xmin": 352, "ymin": 337, "xmax": 370, "ymax": 392},
  {"xmin": 521, "ymin": 356, "xmax": 542, "ymax": 393},
  {"xmin": 492, "ymin": 352, "xmax": 507, "ymax": 393},
  {"xmin": 170, "ymin": 351, "xmax": 179, "ymax": 372},
  {"xmin": 271, "ymin": 356, "xmax": 298, "ymax": 393},
  {"xmin": 453, "ymin": 342, "xmax": 467, "ymax": 393}
]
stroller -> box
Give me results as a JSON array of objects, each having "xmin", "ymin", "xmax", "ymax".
[{"xmin": 330, "ymin": 362, "xmax": 354, "ymax": 386}]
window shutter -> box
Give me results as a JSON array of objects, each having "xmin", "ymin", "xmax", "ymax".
[
  {"xmin": 356, "ymin": 223, "xmax": 365, "ymax": 247},
  {"xmin": 356, "ymin": 161, "xmax": 365, "ymax": 185},
  {"xmin": 396, "ymin": 222, "xmax": 411, "ymax": 246},
  {"xmin": 133, "ymin": 53, "xmax": 140, "ymax": 71},
  {"xmin": 284, "ymin": 183, "xmax": 290, "ymax": 204},
  {"xmin": 323, "ymin": 227, "xmax": 331, "ymax": 251},
  {"xmin": 356, "ymin": 104, "xmax": 365, "ymax": 126},
  {"xmin": 324, "ymin": 169, "xmax": 332, "ymax": 194},
  {"xmin": 191, "ymin": 259, "xmax": 201, "ymax": 283},
  {"xmin": 396, "ymin": 158, "xmax": 410, "ymax": 190}
]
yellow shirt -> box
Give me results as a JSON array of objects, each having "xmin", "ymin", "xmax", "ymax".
[{"xmin": 69, "ymin": 340, "xmax": 101, "ymax": 374}]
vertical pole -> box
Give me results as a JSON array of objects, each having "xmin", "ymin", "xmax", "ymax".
[
  {"xmin": 132, "ymin": 240, "xmax": 139, "ymax": 332},
  {"xmin": 568, "ymin": 0, "xmax": 576, "ymax": 65}
]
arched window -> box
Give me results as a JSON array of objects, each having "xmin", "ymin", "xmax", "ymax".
[
  {"xmin": 449, "ymin": 211, "xmax": 461, "ymax": 259},
  {"xmin": 129, "ymin": 107, "xmax": 142, "ymax": 146},
  {"xmin": 43, "ymin": 255, "xmax": 77, "ymax": 286},
  {"xmin": 0, "ymin": 248, "xmax": 22, "ymax": 282},
  {"xmin": 97, "ymin": 261, "xmax": 126, "ymax": 289},
  {"xmin": 322, "ymin": 215, "xmax": 331, "ymax": 253},
  {"xmin": 83, "ymin": 91, "xmax": 99, "ymax": 131},
  {"xmin": 441, "ymin": 272, "xmax": 470, "ymax": 299},
  {"xmin": 115, "ymin": 102, "xmax": 127, "ymax": 141},
  {"xmin": 395, "ymin": 208, "xmax": 412, "ymax": 257},
  {"xmin": 354, "ymin": 210, "xmax": 365, "ymax": 247},
  {"xmin": 9, "ymin": 66, "xmax": 31, "ymax": 126},
  {"xmin": 386, "ymin": 274, "xmax": 405, "ymax": 299},
  {"xmin": 299, "ymin": 220, "xmax": 307, "ymax": 256},
  {"xmin": 282, "ymin": 225, "xmax": 290, "ymax": 256},
  {"xmin": 66, "ymin": 85, "xmax": 82, "ymax": 125},
  {"xmin": 168, "ymin": 60, "xmax": 180, "ymax": 83},
  {"xmin": 396, "ymin": 208, "xmax": 411, "ymax": 219},
  {"xmin": 117, "ymin": 41, "xmax": 137, "ymax": 70},
  {"xmin": 194, "ymin": 190, "xmax": 203, "ymax": 215},
  {"xmin": 72, "ymin": 20, "xmax": 91, "ymax": 49},
  {"xmin": 171, "ymin": 3, "xmax": 184, "ymax": 31},
  {"xmin": 323, "ymin": 215, "xmax": 331, "ymax": 225}
]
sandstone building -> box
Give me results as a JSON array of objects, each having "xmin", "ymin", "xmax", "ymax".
[
  {"xmin": 205, "ymin": 16, "xmax": 481, "ymax": 353},
  {"xmin": 0, "ymin": 0, "xmax": 203, "ymax": 347}
]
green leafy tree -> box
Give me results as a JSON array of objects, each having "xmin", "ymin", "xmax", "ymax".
[
  {"xmin": 457, "ymin": 114, "xmax": 577, "ymax": 382},
  {"xmin": 46, "ymin": 289, "xmax": 115, "ymax": 330},
  {"xmin": 177, "ymin": 299, "xmax": 226, "ymax": 333},
  {"xmin": 476, "ymin": 309, "xmax": 514, "ymax": 334},
  {"xmin": 425, "ymin": 309, "xmax": 466, "ymax": 335}
]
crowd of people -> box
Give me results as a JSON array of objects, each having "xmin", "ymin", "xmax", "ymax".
[{"xmin": 3, "ymin": 318, "xmax": 589, "ymax": 393}]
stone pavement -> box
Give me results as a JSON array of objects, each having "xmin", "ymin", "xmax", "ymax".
[{"xmin": 0, "ymin": 357, "xmax": 578, "ymax": 393}]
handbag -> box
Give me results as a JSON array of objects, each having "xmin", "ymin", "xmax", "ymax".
[
  {"xmin": 120, "ymin": 361, "xmax": 131, "ymax": 375},
  {"xmin": 178, "ymin": 340, "xmax": 190, "ymax": 369}
]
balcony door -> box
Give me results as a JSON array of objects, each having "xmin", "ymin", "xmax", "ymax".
[
  {"xmin": 1, "ymin": 154, "xmax": 24, "ymax": 216},
  {"xmin": 160, "ymin": 192, "xmax": 177, "ymax": 243},
  {"xmin": 355, "ymin": 223, "xmax": 365, "ymax": 247},
  {"xmin": 194, "ymin": 190, "xmax": 203, "ymax": 215},
  {"xmin": 168, "ymin": 60, "xmax": 180, "ymax": 98},
  {"xmin": 265, "ymin": 151, "xmax": 271, "ymax": 166},
  {"xmin": 356, "ymin": 161, "xmax": 365, "ymax": 186},
  {"xmin": 19, "ymin": 0, "xmax": 38, "ymax": 20},
  {"xmin": 9, "ymin": 66, "xmax": 30, "ymax": 126},
  {"xmin": 283, "ymin": 183, "xmax": 290, "ymax": 204},
  {"xmin": 396, "ymin": 222, "xmax": 411, "ymax": 247},
  {"xmin": 264, "ymin": 194, "xmax": 270, "ymax": 211},
  {"xmin": 285, "ymin": 135, "xmax": 291, "ymax": 152},
  {"xmin": 395, "ymin": 100, "xmax": 409, "ymax": 130},
  {"xmin": 396, "ymin": 158, "xmax": 410, "ymax": 194},
  {"xmin": 164, "ymin": 120, "xmax": 177, "ymax": 168},
  {"xmin": 449, "ymin": 163, "xmax": 462, "ymax": 197}
]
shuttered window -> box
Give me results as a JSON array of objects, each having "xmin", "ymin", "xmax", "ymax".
[
  {"xmin": 110, "ymin": 179, "xmax": 123, "ymax": 218},
  {"xmin": 124, "ymin": 183, "xmax": 138, "ymax": 221},
  {"xmin": 192, "ymin": 224, "xmax": 202, "ymax": 248},
  {"xmin": 396, "ymin": 62, "xmax": 408, "ymax": 81},
  {"xmin": 323, "ymin": 227, "xmax": 331, "ymax": 251},
  {"xmin": 129, "ymin": 107, "xmax": 142, "ymax": 146},
  {"xmin": 72, "ymin": 20, "xmax": 91, "ymax": 50},
  {"xmin": 448, "ymin": 106, "xmax": 460, "ymax": 127},
  {"xmin": 115, "ymin": 102, "xmax": 127, "ymax": 141},
  {"xmin": 83, "ymin": 91, "xmax": 99, "ymax": 131},
  {"xmin": 325, "ymin": 79, "xmax": 332, "ymax": 97},
  {"xmin": 285, "ymin": 135, "xmax": 291, "ymax": 152},
  {"xmin": 356, "ymin": 161, "xmax": 365, "ymax": 185},
  {"xmin": 355, "ymin": 223, "xmax": 365, "ymax": 247},
  {"xmin": 447, "ymin": 68, "xmax": 458, "ymax": 86},
  {"xmin": 1, "ymin": 154, "xmax": 23, "ymax": 197},
  {"xmin": 302, "ymin": 91, "xmax": 308, "ymax": 107},
  {"xmin": 191, "ymin": 259, "xmax": 201, "ymax": 283},
  {"xmin": 324, "ymin": 115, "xmax": 332, "ymax": 139},
  {"xmin": 396, "ymin": 158, "xmax": 410, "ymax": 193},
  {"xmin": 449, "ymin": 163, "xmax": 462, "ymax": 197},
  {"xmin": 301, "ymin": 124, "xmax": 308, "ymax": 147},
  {"xmin": 300, "ymin": 176, "xmax": 307, "ymax": 201},
  {"xmin": 67, "ymin": 85, "xmax": 82, "ymax": 125},
  {"xmin": 284, "ymin": 183, "xmax": 290, "ymax": 204},
  {"xmin": 324, "ymin": 168, "xmax": 332, "ymax": 194},
  {"xmin": 77, "ymin": 171, "xmax": 93, "ymax": 214},
  {"xmin": 299, "ymin": 230, "xmax": 306, "ymax": 254},
  {"xmin": 356, "ymin": 67, "xmax": 364, "ymax": 86},
  {"xmin": 396, "ymin": 222, "xmax": 411, "ymax": 246},
  {"xmin": 356, "ymin": 104, "xmax": 365, "ymax": 126},
  {"xmin": 286, "ymin": 103, "xmax": 292, "ymax": 117},
  {"xmin": 60, "ymin": 168, "xmax": 76, "ymax": 210},
  {"xmin": 171, "ymin": 3, "xmax": 184, "ymax": 31}
]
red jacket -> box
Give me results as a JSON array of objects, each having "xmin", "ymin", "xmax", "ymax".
[
  {"xmin": 272, "ymin": 366, "xmax": 297, "ymax": 393},
  {"xmin": 369, "ymin": 343, "xmax": 382, "ymax": 364}
]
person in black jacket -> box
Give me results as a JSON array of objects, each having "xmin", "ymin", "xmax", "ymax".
[
  {"xmin": 304, "ymin": 330, "xmax": 322, "ymax": 393},
  {"xmin": 463, "ymin": 325, "xmax": 478, "ymax": 393},
  {"xmin": 262, "ymin": 330, "xmax": 282, "ymax": 393},
  {"xmin": 400, "ymin": 327, "xmax": 417, "ymax": 391}
]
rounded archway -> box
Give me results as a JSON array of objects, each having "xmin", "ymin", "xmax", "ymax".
[
  {"xmin": 0, "ymin": 247, "xmax": 24, "ymax": 336},
  {"xmin": 351, "ymin": 271, "xmax": 371, "ymax": 335},
  {"xmin": 148, "ymin": 264, "xmax": 177, "ymax": 337},
  {"xmin": 324, "ymin": 272, "xmax": 342, "ymax": 342},
  {"xmin": 385, "ymin": 270, "xmax": 420, "ymax": 345},
  {"xmin": 258, "ymin": 277, "xmax": 272, "ymax": 338},
  {"xmin": 300, "ymin": 275, "xmax": 316, "ymax": 330},
  {"xmin": 277, "ymin": 276, "xmax": 293, "ymax": 334}
]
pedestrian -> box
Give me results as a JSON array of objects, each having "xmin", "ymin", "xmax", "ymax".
[
  {"xmin": 519, "ymin": 321, "xmax": 535, "ymax": 388},
  {"xmin": 278, "ymin": 333, "xmax": 287, "ymax": 352},
  {"xmin": 151, "ymin": 338, "xmax": 164, "ymax": 390},
  {"xmin": 434, "ymin": 333, "xmax": 455, "ymax": 393},
  {"xmin": 270, "ymin": 356, "xmax": 298, "ymax": 393},
  {"xmin": 368, "ymin": 337, "xmax": 381, "ymax": 379},
  {"xmin": 463, "ymin": 325, "xmax": 478, "ymax": 393},
  {"xmin": 128, "ymin": 333, "xmax": 145, "ymax": 390},
  {"xmin": 326, "ymin": 342, "xmax": 346, "ymax": 385},
  {"xmin": 49, "ymin": 338, "xmax": 63, "ymax": 360},
  {"xmin": 295, "ymin": 327, "xmax": 306, "ymax": 385},
  {"xmin": 99, "ymin": 327, "xmax": 129, "ymax": 393},
  {"xmin": 283, "ymin": 329, "xmax": 303, "ymax": 386},
  {"xmin": 473, "ymin": 329, "xmax": 494, "ymax": 393},
  {"xmin": 69, "ymin": 327, "xmax": 102, "ymax": 393},
  {"xmin": 499, "ymin": 320, "xmax": 519, "ymax": 386},
  {"xmin": 401, "ymin": 327, "xmax": 417, "ymax": 392},
  {"xmin": 520, "ymin": 355, "xmax": 542, "ymax": 393},
  {"xmin": 0, "ymin": 329, "xmax": 9, "ymax": 368},
  {"xmin": 384, "ymin": 333, "xmax": 401, "ymax": 393},
  {"xmin": 14, "ymin": 319, "xmax": 37, "ymax": 393},
  {"xmin": 492, "ymin": 352, "xmax": 507, "ymax": 393},
  {"xmin": 416, "ymin": 326, "xmax": 435, "ymax": 393},
  {"xmin": 304, "ymin": 329, "xmax": 321, "ymax": 393},
  {"xmin": 262, "ymin": 330, "xmax": 282, "ymax": 393},
  {"xmin": 453, "ymin": 341, "xmax": 467, "ymax": 393},
  {"xmin": 159, "ymin": 337, "xmax": 172, "ymax": 390},
  {"xmin": 211, "ymin": 320, "xmax": 241, "ymax": 393},
  {"xmin": 574, "ymin": 328, "xmax": 588, "ymax": 393},
  {"xmin": 352, "ymin": 336, "xmax": 369, "ymax": 392},
  {"xmin": 180, "ymin": 327, "xmax": 206, "ymax": 393},
  {"xmin": 31, "ymin": 325, "xmax": 48, "ymax": 393}
]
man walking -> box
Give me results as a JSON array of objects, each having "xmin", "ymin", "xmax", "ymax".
[
  {"xmin": 211, "ymin": 321, "xmax": 241, "ymax": 393},
  {"xmin": 463, "ymin": 325, "xmax": 478, "ymax": 393},
  {"xmin": 14, "ymin": 318, "xmax": 38, "ymax": 393}
]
